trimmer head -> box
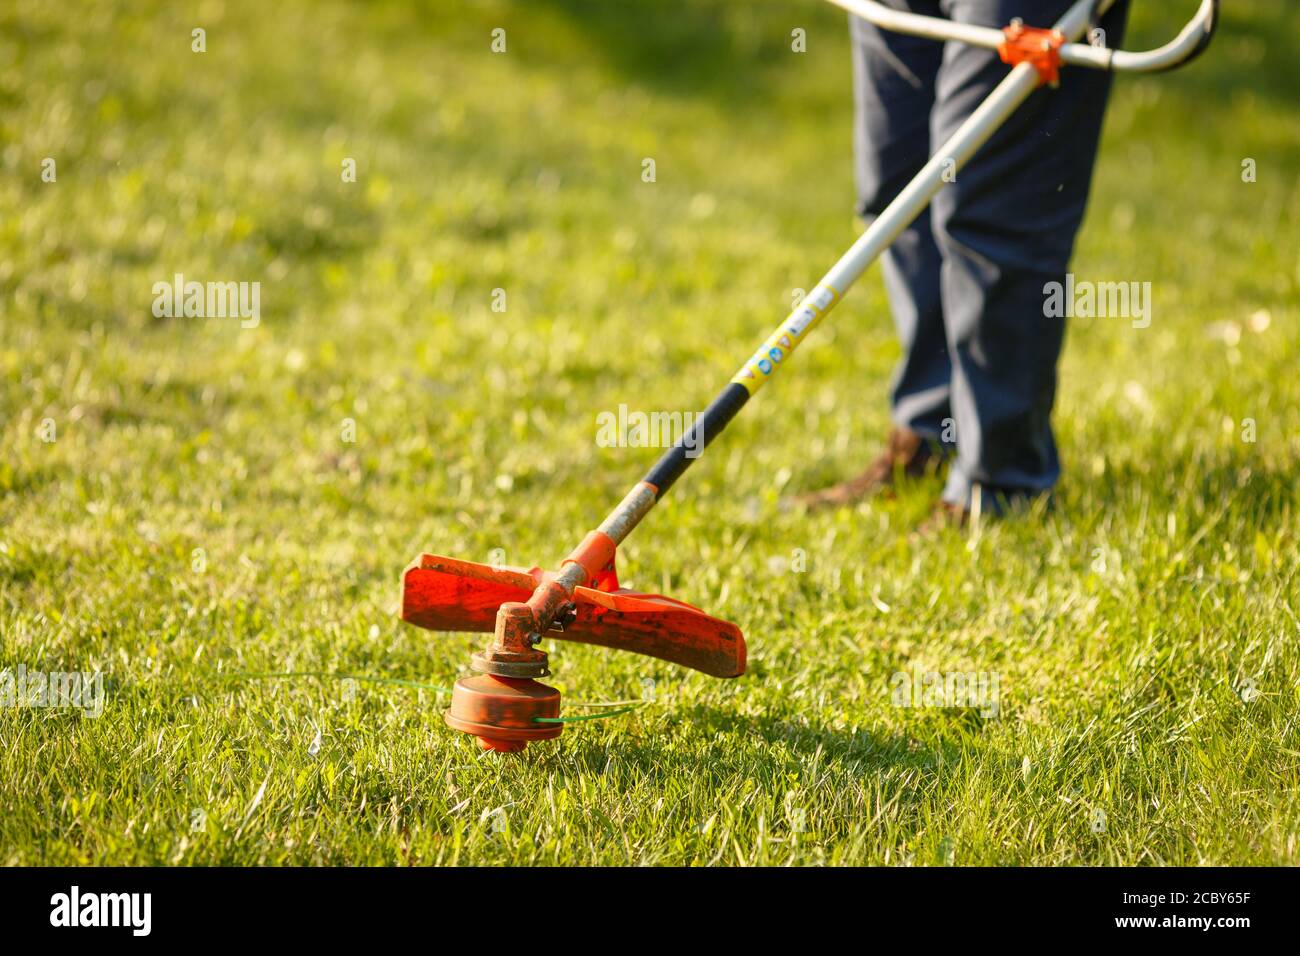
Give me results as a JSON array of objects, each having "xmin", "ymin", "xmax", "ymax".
[
  {"xmin": 403, "ymin": 554, "xmax": 746, "ymax": 677},
  {"xmin": 402, "ymin": 551, "xmax": 746, "ymax": 750}
]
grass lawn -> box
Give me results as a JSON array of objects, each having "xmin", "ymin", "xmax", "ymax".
[{"xmin": 1, "ymin": 0, "xmax": 1297, "ymax": 865}]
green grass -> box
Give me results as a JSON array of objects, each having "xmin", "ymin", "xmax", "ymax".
[{"xmin": 1, "ymin": 0, "xmax": 1297, "ymax": 865}]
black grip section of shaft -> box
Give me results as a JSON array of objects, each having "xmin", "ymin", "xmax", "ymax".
[{"xmin": 642, "ymin": 381, "xmax": 750, "ymax": 494}]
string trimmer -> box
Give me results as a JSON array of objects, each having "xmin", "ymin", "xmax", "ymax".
[{"xmin": 402, "ymin": 0, "xmax": 1218, "ymax": 751}]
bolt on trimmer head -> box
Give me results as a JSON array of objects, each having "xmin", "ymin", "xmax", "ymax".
[{"xmin": 401, "ymin": 0, "xmax": 1217, "ymax": 752}]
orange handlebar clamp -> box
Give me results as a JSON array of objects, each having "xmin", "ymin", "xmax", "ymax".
[{"xmin": 998, "ymin": 22, "xmax": 1066, "ymax": 87}]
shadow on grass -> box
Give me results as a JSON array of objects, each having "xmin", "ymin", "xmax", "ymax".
[
  {"xmin": 559, "ymin": 701, "xmax": 970, "ymax": 784},
  {"xmin": 1093, "ymin": 453, "xmax": 1296, "ymax": 526}
]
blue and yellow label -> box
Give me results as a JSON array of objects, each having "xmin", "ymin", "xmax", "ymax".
[{"xmin": 731, "ymin": 283, "xmax": 841, "ymax": 394}]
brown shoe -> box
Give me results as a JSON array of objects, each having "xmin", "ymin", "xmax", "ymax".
[
  {"xmin": 917, "ymin": 484, "xmax": 1044, "ymax": 533},
  {"xmin": 914, "ymin": 499, "xmax": 971, "ymax": 536},
  {"xmin": 790, "ymin": 427, "xmax": 944, "ymax": 509}
]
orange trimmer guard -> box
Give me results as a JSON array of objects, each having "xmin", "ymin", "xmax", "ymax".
[{"xmin": 401, "ymin": 554, "xmax": 746, "ymax": 679}]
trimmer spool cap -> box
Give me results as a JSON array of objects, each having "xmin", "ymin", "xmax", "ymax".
[{"xmin": 444, "ymin": 673, "xmax": 562, "ymax": 753}]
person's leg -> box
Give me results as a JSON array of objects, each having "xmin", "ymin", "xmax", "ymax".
[
  {"xmin": 930, "ymin": 0, "xmax": 1128, "ymax": 511},
  {"xmin": 796, "ymin": 2, "xmax": 953, "ymax": 509},
  {"xmin": 850, "ymin": 2, "xmax": 951, "ymax": 442}
]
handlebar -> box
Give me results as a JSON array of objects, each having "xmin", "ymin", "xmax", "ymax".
[{"xmin": 826, "ymin": 0, "xmax": 1219, "ymax": 75}]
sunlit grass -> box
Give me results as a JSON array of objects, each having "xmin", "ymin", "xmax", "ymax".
[{"xmin": 0, "ymin": 0, "xmax": 1296, "ymax": 865}]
